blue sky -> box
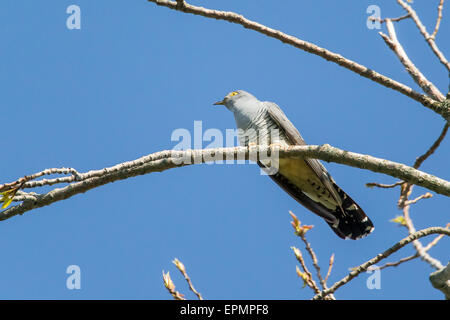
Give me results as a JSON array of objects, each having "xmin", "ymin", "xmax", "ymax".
[{"xmin": 0, "ymin": 0, "xmax": 448, "ymax": 299}]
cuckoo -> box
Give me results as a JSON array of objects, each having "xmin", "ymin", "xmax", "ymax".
[{"xmin": 214, "ymin": 90, "xmax": 374, "ymax": 240}]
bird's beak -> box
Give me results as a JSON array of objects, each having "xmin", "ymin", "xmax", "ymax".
[{"xmin": 213, "ymin": 99, "xmax": 226, "ymax": 106}]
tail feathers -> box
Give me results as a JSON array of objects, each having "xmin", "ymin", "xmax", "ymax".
[
  {"xmin": 264, "ymin": 169, "xmax": 374, "ymax": 240},
  {"xmin": 326, "ymin": 183, "xmax": 374, "ymax": 240}
]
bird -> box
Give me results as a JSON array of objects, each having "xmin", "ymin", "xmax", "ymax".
[{"xmin": 214, "ymin": 90, "xmax": 374, "ymax": 240}]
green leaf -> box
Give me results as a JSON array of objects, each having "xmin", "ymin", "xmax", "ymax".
[
  {"xmin": 0, "ymin": 189, "xmax": 17, "ymax": 209},
  {"xmin": 390, "ymin": 215, "xmax": 406, "ymax": 226}
]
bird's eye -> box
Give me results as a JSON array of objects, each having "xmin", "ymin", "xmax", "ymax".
[{"xmin": 229, "ymin": 91, "xmax": 238, "ymax": 97}]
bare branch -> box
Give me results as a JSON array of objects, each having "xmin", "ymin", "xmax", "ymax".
[
  {"xmin": 402, "ymin": 205, "xmax": 444, "ymax": 270},
  {"xmin": 366, "ymin": 181, "xmax": 403, "ymax": 189},
  {"xmin": 162, "ymin": 271, "xmax": 185, "ymax": 300},
  {"xmin": 424, "ymin": 226, "xmax": 449, "ymax": 251},
  {"xmin": 298, "ymin": 232, "xmax": 336, "ymax": 299},
  {"xmin": 397, "ymin": 122, "xmax": 448, "ymax": 208},
  {"xmin": 404, "ymin": 192, "xmax": 433, "ymax": 205},
  {"xmin": 413, "ymin": 122, "xmax": 449, "ymax": 169},
  {"xmin": 398, "ymin": 185, "xmax": 442, "ymax": 271},
  {"xmin": 2, "ymin": 144, "xmax": 449, "ymax": 222},
  {"xmin": 378, "ymin": 253, "xmax": 419, "ymax": 270},
  {"xmin": 290, "ymin": 212, "xmax": 335, "ymax": 299},
  {"xmin": 292, "ymin": 246, "xmax": 321, "ymax": 294},
  {"xmin": 380, "ymin": 19, "xmax": 445, "ymax": 101},
  {"xmin": 324, "ymin": 253, "xmax": 335, "ymax": 284},
  {"xmin": 431, "ymin": 0, "xmax": 445, "ymax": 40},
  {"xmin": 369, "ymin": 14, "xmax": 411, "ymax": 24},
  {"xmin": 390, "ymin": 122, "xmax": 449, "ymax": 271},
  {"xmin": 0, "ymin": 167, "xmax": 81, "ymax": 193},
  {"xmin": 299, "ymin": 234, "xmax": 326, "ymax": 290},
  {"xmin": 364, "ymin": 228, "xmax": 447, "ymax": 270},
  {"xmin": 173, "ymin": 258, "xmax": 203, "ymax": 300},
  {"xmin": 397, "ymin": 0, "xmax": 450, "ymax": 72},
  {"xmin": 397, "ymin": 121, "xmax": 448, "ymax": 213},
  {"xmin": 312, "ymin": 227, "xmax": 450, "ymax": 299},
  {"xmin": 147, "ymin": 0, "xmax": 449, "ymax": 120}
]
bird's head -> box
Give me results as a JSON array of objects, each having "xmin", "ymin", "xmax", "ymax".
[{"xmin": 213, "ymin": 90, "xmax": 258, "ymax": 112}]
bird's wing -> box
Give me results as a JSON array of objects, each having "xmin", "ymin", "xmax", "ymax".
[
  {"xmin": 263, "ymin": 101, "xmax": 342, "ymax": 206},
  {"xmin": 261, "ymin": 101, "xmax": 374, "ymax": 239}
]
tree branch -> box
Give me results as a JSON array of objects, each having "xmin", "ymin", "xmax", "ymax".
[
  {"xmin": 147, "ymin": 0, "xmax": 449, "ymax": 121},
  {"xmin": 173, "ymin": 258, "xmax": 203, "ymax": 300},
  {"xmin": 324, "ymin": 253, "xmax": 335, "ymax": 284},
  {"xmin": 377, "ymin": 253, "xmax": 419, "ymax": 270},
  {"xmin": 369, "ymin": 13, "xmax": 411, "ymax": 24},
  {"xmin": 380, "ymin": 19, "xmax": 445, "ymax": 101},
  {"xmin": 431, "ymin": 0, "xmax": 445, "ymax": 40},
  {"xmin": 162, "ymin": 271, "xmax": 186, "ymax": 300},
  {"xmin": 299, "ymin": 233, "xmax": 327, "ymax": 291},
  {"xmin": 2, "ymin": 145, "xmax": 449, "ymax": 222},
  {"xmin": 366, "ymin": 181, "xmax": 403, "ymax": 189},
  {"xmin": 377, "ymin": 227, "xmax": 447, "ymax": 272},
  {"xmin": 393, "ymin": 122, "xmax": 448, "ymax": 271},
  {"xmin": 312, "ymin": 227, "xmax": 450, "ymax": 299},
  {"xmin": 401, "ymin": 204, "xmax": 444, "ymax": 270},
  {"xmin": 397, "ymin": 0, "xmax": 450, "ymax": 72},
  {"xmin": 413, "ymin": 122, "xmax": 449, "ymax": 169},
  {"xmin": 292, "ymin": 246, "xmax": 321, "ymax": 295}
]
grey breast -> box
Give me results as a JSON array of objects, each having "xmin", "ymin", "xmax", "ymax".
[{"xmin": 235, "ymin": 107, "xmax": 290, "ymax": 147}]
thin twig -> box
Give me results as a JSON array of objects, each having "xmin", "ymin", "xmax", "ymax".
[
  {"xmin": 424, "ymin": 225, "xmax": 449, "ymax": 251},
  {"xmin": 162, "ymin": 271, "xmax": 186, "ymax": 300},
  {"xmin": 413, "ymin": 123, "xmax": 449, "ymax": 169},
  {"xmin": 324, "ymin": 253, "xmax": 335, "ymax": 284},
  {"xmin": 380, "ymin": 19, "xmax": 445, "ymax": 101},
  {"xmin": 430, "ymin": 0, "xmax": 445, "ymax": 40},
  {"xmin": 377, "ymin": 253, "xmax": 419, "ymax": 270},
  {"xmin": 312, "ymin": 227, "xmax": 450, "ymax": 299},
  {"xmin": 398, "ymin": 181, "xmax": 442, "ymax": 270},
  {"xmin": 366, "ymin": 181, "xmax": 403, "ymax": 189},
  {"xmin": 404, "ymin": 192, "xmax": 433, "ymax": 205},
  {"xmin": 173, "ymin": 258, "xmax": 203, "ymax": 300},
  {"xmin": 292, "ymin": 246, "xmax": 321, "ymax": 295},
  {"xmin": 290, "ymin": 212, "xmax": 335, "ymax": 299},
  {"xmin": 0, "ymin": 168, "xmax": 81, "ymax": 193},
  {"xmin": 402, "ymin": 204, "xmax": 444, "ymax": 270},
  {"xmin": 376, "ymin": 230, "xmax": 447, "ymax": 270},
  {"xmin": 397, "ymin": 122, "xmax": 449, "ymax": 208},
  {"xmin": 300, "ymin": 234, "xmax": 326, "ymax": 291},
  {"xmin": 369, "ymin": 14, "xmax": 411, "ymax": 23},
  {"xmin": 397, "ymin": 0, "xmax": 450, "ymax": 72},
  {"xmin": 392, "ymin": 121, "xmax": 449, "ymax": 271}
]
